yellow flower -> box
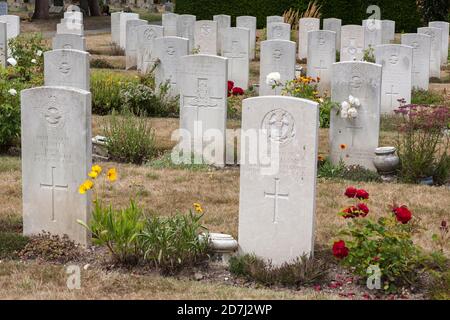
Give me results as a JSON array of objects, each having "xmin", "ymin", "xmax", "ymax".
[
  {"xmin": 107, "ymin": 168, "xmax": 117, "ymax": 182},
  {"xmin": 193, "ymin": 203, "xmax": 203, "ymax": 213},
  {"xmin": 92, "ymin": 165, "xmax": 102, "ymax": 174},
  {"xmin": 88, "ymin": 171, "xmax": 98, "ymax": 179},
  {"xmin": 78, "ymin": 184, "xmax": 87, "ymax": 194},
  {"xmin": 78, "ymin": 180, "xmax": 94, "ymax": 194}
]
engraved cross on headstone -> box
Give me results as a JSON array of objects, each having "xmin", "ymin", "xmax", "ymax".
[
  {"xmin": 264, "ymin": 178, "xmax": 289, "ymax": 223},
  {"xmin": 183, "ymin": 78, "xmax": 222, "ymax": 122},
  {"xmin": 40, "ymin": 166, "xmax": 68, "ymax": 222}
]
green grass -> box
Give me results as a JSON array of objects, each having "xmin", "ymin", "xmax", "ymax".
[
  {"xmin": 0, "ymin": 156, "xmax": 20, "ymax": 173},
  {"xmin": 411, "ymin": 89, "xmax": 445, "ymax": 105},
  {"xmin": 0, "ymin": 232, "xmax": 29, "ymax": 259}
]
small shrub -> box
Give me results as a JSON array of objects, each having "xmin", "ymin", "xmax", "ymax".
[
  {"xmin": 0, "ymin": 214, "xmax": 22, "ymax": 233},
  {"xmin": 229, "ymin": 254, "xmax": 328, "ymax": 288},
  {"xmin": 282, "ymin": 75, "xmax": 321, "ymax": 102},
  {"xmin": 19, "ymin": 232, "xmax": 80, "ymax": 263},
  {"xmin": 90, "ymin": 58, "xmax": 116, "ymax": 69},
  {"xmin": 318, "ymin": 97, "xmax": 336, "ymax": 128},
  {"xmin": 102, "ymin": 110, "xmax": 156, "ymax": 164},
  {"xmin": 139, "ymin": 208, "xmax": 209, "ymax": 275},
  {"xmin": 109, "ymin": 42, "xmax": 125, "ymax": 56},
  {"xmin": 363, "ymin": 45, "xmax": 375, "ymax": 63},
  {"xmin": 411, "ymin": 88, "xmax": 445, "ymax": 105},
  {"xmin": 0, "ymin": 232, "xmax": 29, "ymax": 259},
  {"xmin": 318, "ymin": 158, "xmax": 381, "ymax": 182}
]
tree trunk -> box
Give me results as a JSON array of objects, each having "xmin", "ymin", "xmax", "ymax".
[
  {"xmin": 88, "ymin": 0, "xmax": 102, "ymax": 16},
  {"xmin": 80, "ymin": 0, "xmax": 90, "ymax": 16},
  {"xmin": 32, "ymin": 0, "xmax": 50, "ymax": 19}
]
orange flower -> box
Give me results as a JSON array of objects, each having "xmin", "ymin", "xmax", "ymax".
[
  {"xmin": 318, "ymin": 155, "xmax": 324, "ymax": 161},
  {"xmin": 340, "ymin": 144, "xmax": 347, "ymax": 150}
]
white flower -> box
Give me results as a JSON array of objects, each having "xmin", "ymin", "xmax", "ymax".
[
  {"xmin": 31, "ymin": 59, "xmax": 37, "ymax": 64},
  {"xmin": 348, "ymin": 95, "xmax": 355, "ymax": 104},
  {"xmin": 36, "ymin": 50, "xmax": 43, "ymax": 57},
  {"xmin": 318, "ymin": 98, "xmax": 324, "ymax": 103},
  {"xmin": 340, "ymin": 109, "xmax": 348, "ymax": 119},
  {"xmin": 353, "ymin": 97, "xmax": 361, "ymax": 107},
  {"xmin": 341, "ymin": 101, "xmax": 350, "ymax": 110},
  {"xmin": 8, "ymin": 89, "xmax": 17, "ymax": 96},
  {"xmin": 266, "ymin": 72, "xmax": 281, "ymax": 86},
  {"xmin": 7, "ymin": 57, "xmax": 17, "ymax": 66},
  {"xmin": 348, "ymin": 107, "xmax": 358, "ymax": 118}
]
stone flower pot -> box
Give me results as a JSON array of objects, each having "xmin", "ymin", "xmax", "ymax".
[{"xmin": 373, "ymin": 147, "xmax": 399, "ymax": 175}]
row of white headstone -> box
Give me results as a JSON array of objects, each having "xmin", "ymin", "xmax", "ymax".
[{"xmin": 56, "ymin": 9, "xmax": 84, "ymax": 36}]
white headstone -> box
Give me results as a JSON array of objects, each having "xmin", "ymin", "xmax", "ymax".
[
  {"xmin": 340, "ymin": 25, "xmax": 364, "ymax": 61},
  {"xmin": 56, "ymin": 21, "xmax": 84, "ymax": 36},
  {"xmin": 0, "ymin": 21, "xmax": 5, "ymax": 67},
  {"xmin": 21, "ymin": 86, "xmax": 91, "ymax": 246},
  {"xmin": 162, "ymin": 12, "xmax": 178, "ymax": 36},
  {"xmin": 0, "ymin": 2, "xmax": 8, "ymax": 16},
  {"xmin": 0, "ymin": 15, "xmax": 19, "ymax": 39},
  {"xmin": 119, "ymin": 12, "xmax": 139, "ymax": 49},
  {"xmin": 194, "ymin": 20, "xmax": 217, "ymax": 55},
  {"xmin": 260, "ymin": 40, "xmax": 296, "ymax": 96},
  {"xmin": 267, "ymin": 22, "xmax": 291, "ymax": 41},
  {"xmin": 238, "ymin": 95, "xmax": 319, "ymax": 266},
  {"xmin": 213, "ymin": 14, "xmax": 231, "ymax": 54},
  {"xmin": 418, "ymin": 27, "xmax": 442, "ymax": 78},
  {"xmin": 266, "ymin": 15, "xmax": 283, "ymax": 26},
  {"xmin": 177, "ymin": 54, "xmax": 228, "ymax": 166},
  {"xmin": 236, "ymin": 16, "xmax": 256, "ymax": 60},
  {"xmin": 44, "ymin": 49, "xmax": 90, "ymax": 91},
  {"xmin": 177, "ymin": 14, "xmax": 196, "ymax": 53},
  {"xmin": 429, "ymin": 21, "xmax": 449, "ymax": 66},
  {"xmin": 330, "ymin": 61, "xmax": 382, "ymax": 171},
  {"xmin": 381, "ymin": 20, "xmax": 395, "ymax": 44},
  {"xmin": 401, "ymin": 33, "xmax": 431, "ymax": 90},
  {"xmin": 375, "ymin": 44, "xmax": 413, "ymax": 114},
  {"xmin": 136, "ymin": 25, "xmax": 163, "ymax": 73},
  {"xmin": 64, "ymin": 11, "xmax": 82, "ymax": 24},
  {"xmin": 222, "ymin": 27, "xmax": 250, "ymax": 90},
  {"xmin": 307, "ymin": 30, "xmax": 336, "ymax": 94},
  {"xmin": 363, "ymin": 19, "xmax": 382, "ymax": 50},
  {"xmin": 125, "ymin": 19, "xmax": 148, "ymax": 70},
  {"xmin": 111, "ymin": 12, "xmax": 121, "ymax": 45},
  {"xmin": 52, "ymin": 33, "xmax": 86, "ymax": 51},
  {"xmin": 298, "ymin": 18, "xmax": 320, "ymax": 59},
  {"xmin": 323, "ymin": 18, "xmax": 341, "ymax": 51},
  {"xmin": 153, "ymin": 36, "xmax": 189, "ymax": 96}
]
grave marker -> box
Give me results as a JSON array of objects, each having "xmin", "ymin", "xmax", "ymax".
[
  {"xmin": 401, "ymin": 33, "xmax": 431, "ymax": 90},
  {"xmin": 222, "ymin": 27, "xmax": 250, "ymax": 89}
]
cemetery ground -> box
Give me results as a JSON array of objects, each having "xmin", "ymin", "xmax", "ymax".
[{"xmin": 1, "ymin": 26, "xmax": 450, "ymax": 300}]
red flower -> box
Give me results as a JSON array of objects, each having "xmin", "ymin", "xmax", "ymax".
[
  {"xmin": 344, "ymin": 186, "xmax": 358, "ymax": 198},
  {"xmin": 393, "ymin": 205, "xmax": 412, "ymax": 224},
  {"xmin": 356, "ymin": 189, "xmax": 369, "ymax": 200},
  {"xmin": 332, "ymin": 240, "xmax": 349, "ymax": 259},
  {"xmin": 357, "ymin": 203, "xmax": 369, "ymax": 217},
  {"xmin": 342, "ymin": 206, "xmax": 358, "ymax": 218},
  {"xmin": 232, "ymin": 87, "xmax": 244, "ymax": 95},
  {"xmin": 227, "ymin": 80, "xmax": 234, "ymax": 92}
]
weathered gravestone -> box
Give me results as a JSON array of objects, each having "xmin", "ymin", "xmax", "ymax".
[
  {"xmin": 153, "ymin": 36, "xmax": 189, "ymax": 96},
  {"xmin": 401, "ymin": 33, "xmax": 431, "ymax": 90},
  {"xmin": 375, "ymin": 44, "xmax": 413, "ymax": 114},
  {"xmin": 136, "ymin": 25, "xmax": 163, "ymax": 73},
  {"xmin": 57, "ymin": 20, "xmax": 84, "ymax": 36},
  {"xmin": 323, "ymin": 18, "xmax": 341, "ymax": 51},
  {"xmin": 177, "ymin": 55, "xmax": 228, "ymax": 167},
  {"xmin": 44, "ymin": 49, "xmax": 90, "ymax": 91},
  {"xmin": 0, "ymin": 22, "xmax": 5, "ymax": 67},
  {"xmin": 340, "ymin": 25, "xmax": 364, "ymax": 62},
  {"xmin": 236, "ymin": 16, "xmax": 256, "ymax": 60},
  {"xmin": 21, "ymin": 86, "xmax": 91, "ymax": 246},
  {"xmin": 266, "ymin": 15, "xmax": 283, "ymax": 26},
  {"xmin": 298, "ymin": 18, "xmax": 320, "ymax": 59},
  {"xmin": 0, "ymin": 2, "xmax": 7, "ymax": 16},
  {"xmin": 259, "ymin": 40, "xmax": 296, "ymax": 96},
  {"xmin": 429, "ymin": 21, "xmax": 449, "ymax": 66},
  {"xmin": 267, "ymin": 22, "xmax": 291, "ymax": 41},
  {"xmin": 177, "ymin": 14, "xmax": 196, "ymax": 53},
  {"xmin": 238, "ymin": 96, "xmax": 319, "ymax": 266},
  {"xmin": 111, "ymin": 12, "xmax": 121, "ymax": 45},
  {"xmin": 162, "ymin": 12, "xmax": 178, "ymax": 36},
  {"xmin": 307, "ymin": 30, "xmax": 336, "ymax": 94},
  {"xmin": 418, "ymin": 27, "xmax": 442, "ymax": 78},
  {"xmin": 194, "ymin": 20, "xmax": 217, "ymax": 55},
  {"xmin": 330, "ymin": 61, "xmax": 382, "ymax": 171},
  {"xmin": 52, "ymin": 33, "xmax": 86, "ymax": 51},
  {"xmin": 382, "ymin": 20, "xmax": 395, "ymax": 44},
  {"xmin": 119, "ymin": 12, "xmax": 139, "ymax": 49},
  {"xmin": 0, "ymin": 14, "xmax": 19, "ymax": 39},
  {"xmin": 125, "ymin": 19, "xmax": 148, "ymax": 70},
  {"xmin": 64, "ymin": 11, "xmax": 83, "ymax": 24},
  {"xmin": 222, "ymin": 27, "xmax": 250, "ymax": 90},
  {"xmin": 363, "ymin": 19, "xmax": 382, "ymax": 50},
  {"xmin": 213, "ymin": 14, "xmax": 231, "ymax": 54}
]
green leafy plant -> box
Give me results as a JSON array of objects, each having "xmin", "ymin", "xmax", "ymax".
[
  {"xmin": 0, "ymin": 232, "xmax": 29, "ymax": 259},
  {"xmin": 90, "ymin": 58, "xmax": 116, "ymax": 69},
  {"xmin": 411, "ymin": 88, "xmax": 445, "ymax": 105},
  {"xmin": 363, "ymin": 45, "xmax": 375, "ymax": 63},
  {"xmin": 318, "ymin": 158, "xmax": 381, "ymax": 182},
  {"xmin": 394, "ymin": 102, "xmax": 450, "ymax": 184},
  {"xmin": 318, "ymin": 97, "xmax": 337, "ymax": 128},
  {"xmin": 282, "ymin": 75, "xmax": 321, "ymax": 102},
  {"xmin": 139, "ymin": 208, "xmax": 209, "ymax": 275},
  {"xmin": 102, "ymin": 110, "xmax": 156, "ymax": 164},
  {"xmin": 229, "ymin": 254, "xmax": 328, "ymax": 288}
]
